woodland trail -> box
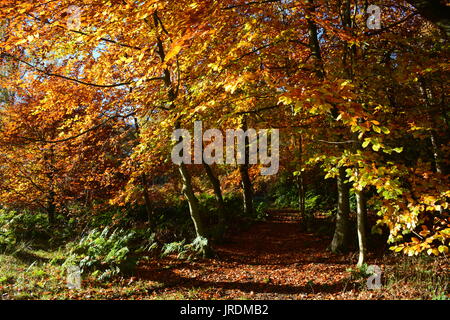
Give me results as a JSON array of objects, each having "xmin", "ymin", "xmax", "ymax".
[{"xmin": 137, "ymin": 210, "xmax": 364, "ymax": 300}]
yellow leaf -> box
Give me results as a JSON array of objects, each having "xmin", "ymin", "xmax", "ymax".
[
  {"xmin": 165, "ymin": 42, "xmax": 183, "ymax": 62},
  {"xmin": 438, "ymin": 245, "xmax": 448, "ymax": 254}
]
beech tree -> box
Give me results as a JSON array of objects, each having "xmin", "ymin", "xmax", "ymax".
[{"xmin": 0, "ymin": 0, "xmax": 448, "ymax": 261}]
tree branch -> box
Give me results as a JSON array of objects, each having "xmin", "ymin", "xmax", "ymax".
[
  {"xmin": 2, "ymin": 53, "xmax": 164, "ymax": 88},
  {"xmin": 6, "ymin": 112, "xmax": 136, "ymax": 144},
  {"xmin": 2, "ymin": 53, "xmax": 132, "ymax": 88},
  {"xmin": 405, "ymin": 0, "xmax": 450, "ymax": 37},
  {"xmin": 365, "ymin": 12, "xmax": 419, "ymax": 36},
  {"xmin": 26, "ymin": 13, "xmax": 143, "ymax": 50},
  {"xmin": 222, "ymin": 0, "xmax": 281, "ymax": 10}
]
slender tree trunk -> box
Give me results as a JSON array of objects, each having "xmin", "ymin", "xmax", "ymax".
[
  {"xmin": 356, "ymin": 187, "xmax": 367, "ymax": 267},
  {"xmin": 47, "ymin": 190, "xmax": 56, "ymax": 226},
  {"xmin": 203, "ymin": 162, "xmax": 226, "ymax": 239},
  {"xmin": 419, "ymin": 77, "xmax": 445, "ymax": 174},
  {"xmin": 306, "ymin": 1, "xmax": 353, "ymax": 248},
  {"xmin": 44, "ymin": 146, "xmax": 57, "ymax": 226},
  {"xmin": 179, "ymin": 163, "xmax": 208, "ymax": 236},
  {"xmin": 331, "ymin": 167, "xmax": 350, "ymax": 253},
  {"xmin": 352, "ymin": 126, "xmax": 369, "ymax": 266},
  {"xmin": 141, "ymin": 173, "xmax": 153, "ymax": 224},
  {"xmin": 240, "ymin": 164, "xmax": 254, "ymax": 216},
  {"xmin": 239, "ymin": 116, "xmax": 254, "ymax": 216},
  {"xmin": 298, "ymin": 173, "xmax": 306, "ymax": 224},
  {"xmin": 133, "ymin": 117, "xmax": 154, "ymax": 224},
  {"xmin": 306, "ymin": 0, "xmax": 325, "ymax": 79},
  {"xmin": 336, "ymin": 0, "xmax": 363, "ymax": 260},
  {"xmin": 429, "ymin": 131, "xmax": 443, "ymax": 174},
  {"xmin": 175, "ymin": 125, "xmax": 210, "ymax": 256},
  {"xmin": 175, "ymin": 132, "xmax": 211, "ymax": 257},
  {"xmin": 152, "ymin": 11, "xmax": 210, "ymax": 256},
  {"xmin": 307, "ymin": 2, "xmax": 352, "ymax": 252},
  {"xmin": 297, "ymin": 134, "xmax": 309, "ymax": 231}
]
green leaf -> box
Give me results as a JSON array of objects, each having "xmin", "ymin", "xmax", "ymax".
[
  {"xmin": 381, "ymin": 127, "xmax": 390, "ymax": 134},
  {"xmin": 372, "ymin": 143, "xmax": 381, "ymax": 151},
  {"xmin": 362, "ymin": 139, "xmax": 370, "ymax": 148}
]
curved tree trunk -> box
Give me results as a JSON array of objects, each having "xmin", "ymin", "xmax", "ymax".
[
  {"xmin": 178, "ymin": 163, "xmax": 204, "ymax": 236},
  {"xmin": 176, "ymin": 138, "xmax": 211, "ymax": 257},
  {"xmin": 152, "ymin": 10, "xmax": 211, "ymax": 256}
]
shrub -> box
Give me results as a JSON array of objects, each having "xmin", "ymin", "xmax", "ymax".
[
  {"xmin": 0, "ymin": 210, "xmax": 51, "ymax": 243},
  {"xmin": 304, "ymin": 191, "xmax": 321, "ymax": 214},
  {"xmin": 0, "ymin": 210, "xmax": 16, "ymax": 253},
  {"xmin": 222, "ymin": 193, "xmax": 245, "ymax": 216},
  {"xmin": 0, "ymin": 209, "xmax": 53, "ymax": 252},
  {"xmin": 63, "ymin": 227, "xmax": 155, "ymax": 281},
  {"xmin": 347, "ymin": 263, "xmax": 375, "ymax": 281},
  {"xmin": 272, "ymin": 187, "xmax": 298, "ymax": 208},
  {"xmin": 161, "ymin": 236, "xmax": 209, "ymax": 260},
  {"xmin": 254, "ymin": 201, "xmax": 269, "ymax": 221}
]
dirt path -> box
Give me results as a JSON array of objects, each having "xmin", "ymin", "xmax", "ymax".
[{"xmin": 137, "ymin": 211, "xmax": 362, "ymax": 299}]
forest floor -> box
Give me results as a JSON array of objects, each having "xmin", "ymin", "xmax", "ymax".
[
  {"xmin": 1, "ymin": 210, "xmax": 448, "ymax": 300},
  {"xmin": 133, "ymin": 210, "xmax": 449, "ymax": 300},
  {"xmin": 137, "ymin": 210, "xmax": 360, "ymax": 300}
]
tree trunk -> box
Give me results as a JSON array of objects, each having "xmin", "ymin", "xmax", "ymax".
[
  {"xmin": 419, "ymin": 77, "xmax": 445, "ymax": 174},
  {"xmin": 240, "ymin": 164, "xmax": 254, "ymax": 216},
  {"xmin": 133, "ymin": 117, "xmax": 154, "ymax": 224},
  {"xmin": 203, "ymin": 162, "xmax": 226, "ymax": 239},
  {"xmin": 44, "ymin": 145, "xmax": 57, "ymax": 226},
  {"xmin": 306, "ymin": 0, "xmax": 325, "ymax": 79},
  {"xmin": 47, "ymin": 190, "xmax": 56, "ymax": 226},
  {"xmin": 429, "ymin": 131, "xmax": 443, "ymax": 174},
  {"xmin": 356, "ymin": 187, "xmax": 367, "ymax": 267},
  {"xmin": 178, "ymin": 144, "xmax": 211, "ymax": 258},
  {"xmin": 331, "ymin": 167, "xmax": 350, "ymax": 253},
  {"xmin": 239, "ymin": 117, "xmax": 254, "ymax": 217},
  {"xmin": 141, "ymin": 173, "xmax": 153, "ymax": 225},
  {"xmin": 352, "ymin": 125, "xmax": 369, "ymax": 267},
  {"xmin": 179, "ymin": 164, "xmax": 208, "ymax": 233},
  {"xmin": 297, "ymin": 134, "xmax": 310, "ymax": 231},
  {"xmin": 152, "ymin": 11, "xmax": 211, "ymax": 256},
  {"xmin": 298, "ymin": 173, "xmax": 306, "ymax": 224}
]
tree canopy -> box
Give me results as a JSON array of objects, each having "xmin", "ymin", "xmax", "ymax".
[{"xmin": 0, "ymin": 0, "xmax": 448, "ymax": 264}]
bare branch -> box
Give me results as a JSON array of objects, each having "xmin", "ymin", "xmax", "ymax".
[
  {"xmin": 222, "ymin": 0, "xmax": 281, "ymax": 10},
  {"xmin": 26, "ymin": 13, "xmax": 143, "ymax": 50},
  {"xmin": 2, "ymin": 53, "xmax": 164, "ymax": 88},
  {"xmin": 3, "ymin": 53, "xmax": 132, "ymax": 88},
  {"xmin": 315, "ymin": 139, "xmax": 356, "ymax": 144},
  {"xmin": 365, "ymin": 12, "xmax": 419, "ymax": 36},
  {"xmin": 6, "ymin": 112, "xmax": 136, "ymax": 144}
]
